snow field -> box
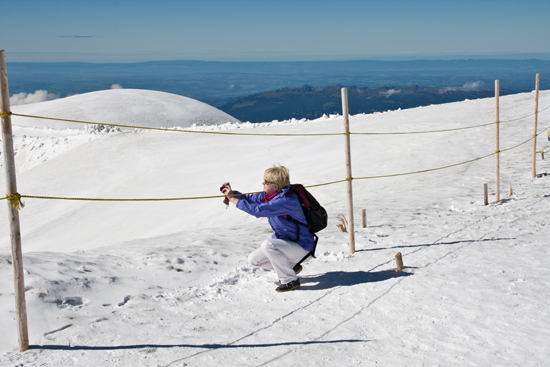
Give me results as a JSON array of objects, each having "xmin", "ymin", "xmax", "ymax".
[{"xmin": 0, "ymin": 89, "xmax": 549, "ymax": 366}]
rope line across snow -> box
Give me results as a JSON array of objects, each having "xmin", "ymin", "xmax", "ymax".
[
  {"xmin": 5, "ymin": 122, "xmax": 548, "ymax": 207},
  {"xmin": 2, "ymin": 103, "xmax": 549, "ymax": 208},
  {"xmin": 7, "ymin": 103, "xmax": 549, "ymax": 137},
  {"xmin": 353, "ymin": 104, "xmax": 550, "ymax": 135},
  {"xmin": 500, "ymin": 104, "xmax": 550, "ymax": 122},
  {"xmin": 9, "ymin": 113, "xmax": 343, "ymax": 137},
  {"xmin": 352, "ymin": 121, "xmax": 495, "ymax": 135}
]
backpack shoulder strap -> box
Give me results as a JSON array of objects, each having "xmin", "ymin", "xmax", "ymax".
[{"xmin": 292, "ymin": 234, "xmax": 318, "ymax": 272}]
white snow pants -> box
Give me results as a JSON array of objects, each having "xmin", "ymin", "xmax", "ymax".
[{"xmin": 248, "ymin": 238, "xmax": 309, "ymax": 284}]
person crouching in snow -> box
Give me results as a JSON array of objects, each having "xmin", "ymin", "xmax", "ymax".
[{"xmin": 221, "ymin": 165, "xmax": 314, "ymax": 292}]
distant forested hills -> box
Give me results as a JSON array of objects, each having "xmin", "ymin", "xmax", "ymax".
[{"xmin": 217, "ymin": 84, "xmax": 513, "ymax": 122}]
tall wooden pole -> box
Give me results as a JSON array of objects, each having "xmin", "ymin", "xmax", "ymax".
[
  {"xmin": 532, "ymin": 74, "xmax": 540, "ymax": 179},
  {"xmin": 0, "ymin": 50, "xmax": 29, "ymax": 352},
  {"xmin": 495, "ymin": 80, "xmax": 500, "ymax": 203},
  {"xmin": 341, "ymin": 88, "xmax": 355, "ymax": 254}
]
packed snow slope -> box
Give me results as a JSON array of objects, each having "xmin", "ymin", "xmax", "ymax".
[
  {"xmin": 1, "ymin": 90, "xmax": 549, "ymax": 366},
  {"xmin": 10, "ymin": 89, "xmax": 240, "ymax": 130}
]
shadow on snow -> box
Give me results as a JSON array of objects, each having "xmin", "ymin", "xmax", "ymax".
[
  {"xmin": 300, "ymin": 269, "xmax": 412, "ymax": 291},
  {"xmin": 29, "ymin": 339, "xmax": 369, "ymax": 351},
  {"xmin": 355, "ymin": 237, "xmax": 515, "ymax": 253}
]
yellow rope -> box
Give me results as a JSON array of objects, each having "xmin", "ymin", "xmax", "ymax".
[
  {"xmin": 499, "ymin": 125, "xmax": 550, "ymax": 153},
  {"xmin": 352, "ymin": 104, "xmax": 550, "ymax": 135},
  {"xmin": 10, "ymin": 113, "xmax": 342, "ymax": 137},
  {"xmin": 351, "ymin": 121, "xmax": 495, "ymax": 135},
  {"xmin": 4, "ymin": 194, "xmax": 25, "ymax": 210},
  {"xmin": 13, "ymin": 191, "xmax": 264, "ymax": 203},
  {"xmin": 5, "ymin": 122, "xmax": 550, "ymax": 205},
  {"xmin": 500, "ymin": 104, "xmax": 550, "ymax": 123},
  {"xmin": 312, "ymin": 123, "xmax": 550, "ymax": 183},
  {"xmin": 13, "ymin": 151, "xmax": 497, "ymax": 204},
  {"xmin": 9, "ymin": 103, "xmax": 550, "ymax": 137},
  {"xmin": 352, "ymin": 121, "xmax": 545, "ymax": 181},
  {"xmin": 0, "ymin": 153, "xmax": 508, "ymax": 204},
  {"xmin": 6, "ymin": 111, "xmax": 492, "ymax": 136},
  {"xmin": 2, "ymin": 101, "xmax": 549, "ymax": 207},
  {"xmin": 303, "ymin": 179, "xmax": 348, "ymax": 188},
  {"xmin": 353, "ymin": 152, "xmax": 497, "ymax": 181}
]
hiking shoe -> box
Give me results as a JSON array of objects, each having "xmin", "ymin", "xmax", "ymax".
[
  {"xmin": 276, "ymin": 266, "xmax": 302, "ymax": 284},
  {"xmin": 276, "ymin": 279, "xmax": 300, "ymax": 293}
]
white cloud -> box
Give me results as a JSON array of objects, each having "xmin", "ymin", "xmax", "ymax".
[
  {"xmin": 438, "ymin": 87, "xmax": 459, "ymax": 93},
  {"xmin": 111, "ymin": 84, "xmax": 123, "ymax": 89},
  {"xmin": 380, "ymin": 89, "xmax": 400, "ymax": 98},
  {"xmin": 462, "ymin": 81, "xmax": 482, "ymax": 91},
  {"xmin": 9, "ymin": 90, "xmax": 60, "ymax": 106}
]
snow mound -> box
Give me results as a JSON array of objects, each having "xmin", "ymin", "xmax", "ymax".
[{"xmin": 11, "ymin": 89, "xmax": 240, "ymax": 130}]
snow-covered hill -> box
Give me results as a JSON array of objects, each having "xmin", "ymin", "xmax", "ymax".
[
  {"xmin": 1, "ymin": 90, "xmax": 549, "ymax": 366},
  {"xmin": 3, "ymin": 89, "xmax": 241, "ymax": 173},
  {"xmin": 11, "ymin": 89, "xmax": 240, "ymax": 130}
]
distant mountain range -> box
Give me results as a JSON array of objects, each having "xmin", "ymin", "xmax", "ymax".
[
  {"xmin": 5, "ymin": 58, "xmax": 546, "ymax": 122},
  {"xmin": 217, "ymin": 84, "xmax": 512, "ymax": 122},
  {"xmin": 7, "ymin": 59, "xmax": 548, "ymax": 103}
]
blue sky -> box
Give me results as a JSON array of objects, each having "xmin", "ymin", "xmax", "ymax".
[{"xmin": 2, "ymin": 0, "xmax": 550, "ymax": 63}]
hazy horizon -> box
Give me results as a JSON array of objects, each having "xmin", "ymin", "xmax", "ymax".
[{"xmin": 5, "ymin": 52, "xmax": 550, "ymax": 64}]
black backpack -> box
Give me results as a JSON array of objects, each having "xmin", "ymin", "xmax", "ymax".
[{"xmin": 282, "ymin": 184, "xmax": 328, "ymax": 270}]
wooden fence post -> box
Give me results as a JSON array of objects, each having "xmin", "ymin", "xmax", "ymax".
[
  {"xmin": 341, "ymin": 88, "xmax": 355, "ymax": 254},
  {"xmin": 0, "ymin": 50, "xmax": 29, "ymax": 352},
  {"xmin": 495, "ymin": 80, "xmax": 500, "ymax": 202},
  {"xmin": 532, "ymin": 74, "xmax": 540, "ymax": 178}
]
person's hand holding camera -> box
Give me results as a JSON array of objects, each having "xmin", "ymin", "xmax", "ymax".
[{"xmin": 220, "ymin": 182, "xmax": 238, "ymax": 206}]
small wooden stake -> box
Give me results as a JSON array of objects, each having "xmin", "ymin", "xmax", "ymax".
[
  {"xmin": 395, "ymin": 252, "xmax": 404, "ymax": 271},
  {"xmin": 508, "ymin": 182, "xmax": 513, "ymax": 197},
  {"xmin": 361, "ymin": 209, "xmax": 367, "ymax": 228},
  {"xmin": 483, "ymin": 183, "xmax": 488, "ymax": 206},
  {"xmin": 547, "ymin": 130, "xmax": 549, "ymax": 141},
  {"xmin": 541, "ymin": 146, "xmax": 545, "ymax": 160}
]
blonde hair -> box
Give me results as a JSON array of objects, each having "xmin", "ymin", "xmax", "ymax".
[{"xmin": 264, "ymin": 165, "xmax": 290, "ymax": 189}]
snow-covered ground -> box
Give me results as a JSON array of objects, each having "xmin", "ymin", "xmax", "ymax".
[{"xmin": 1, "ymin": 89, "xmax": 549, "ymax": 366}]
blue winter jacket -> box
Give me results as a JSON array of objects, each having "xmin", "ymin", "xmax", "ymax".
[{"xmin": 235, "ymin": 185, "xmax": 315, "ymax": 252}]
